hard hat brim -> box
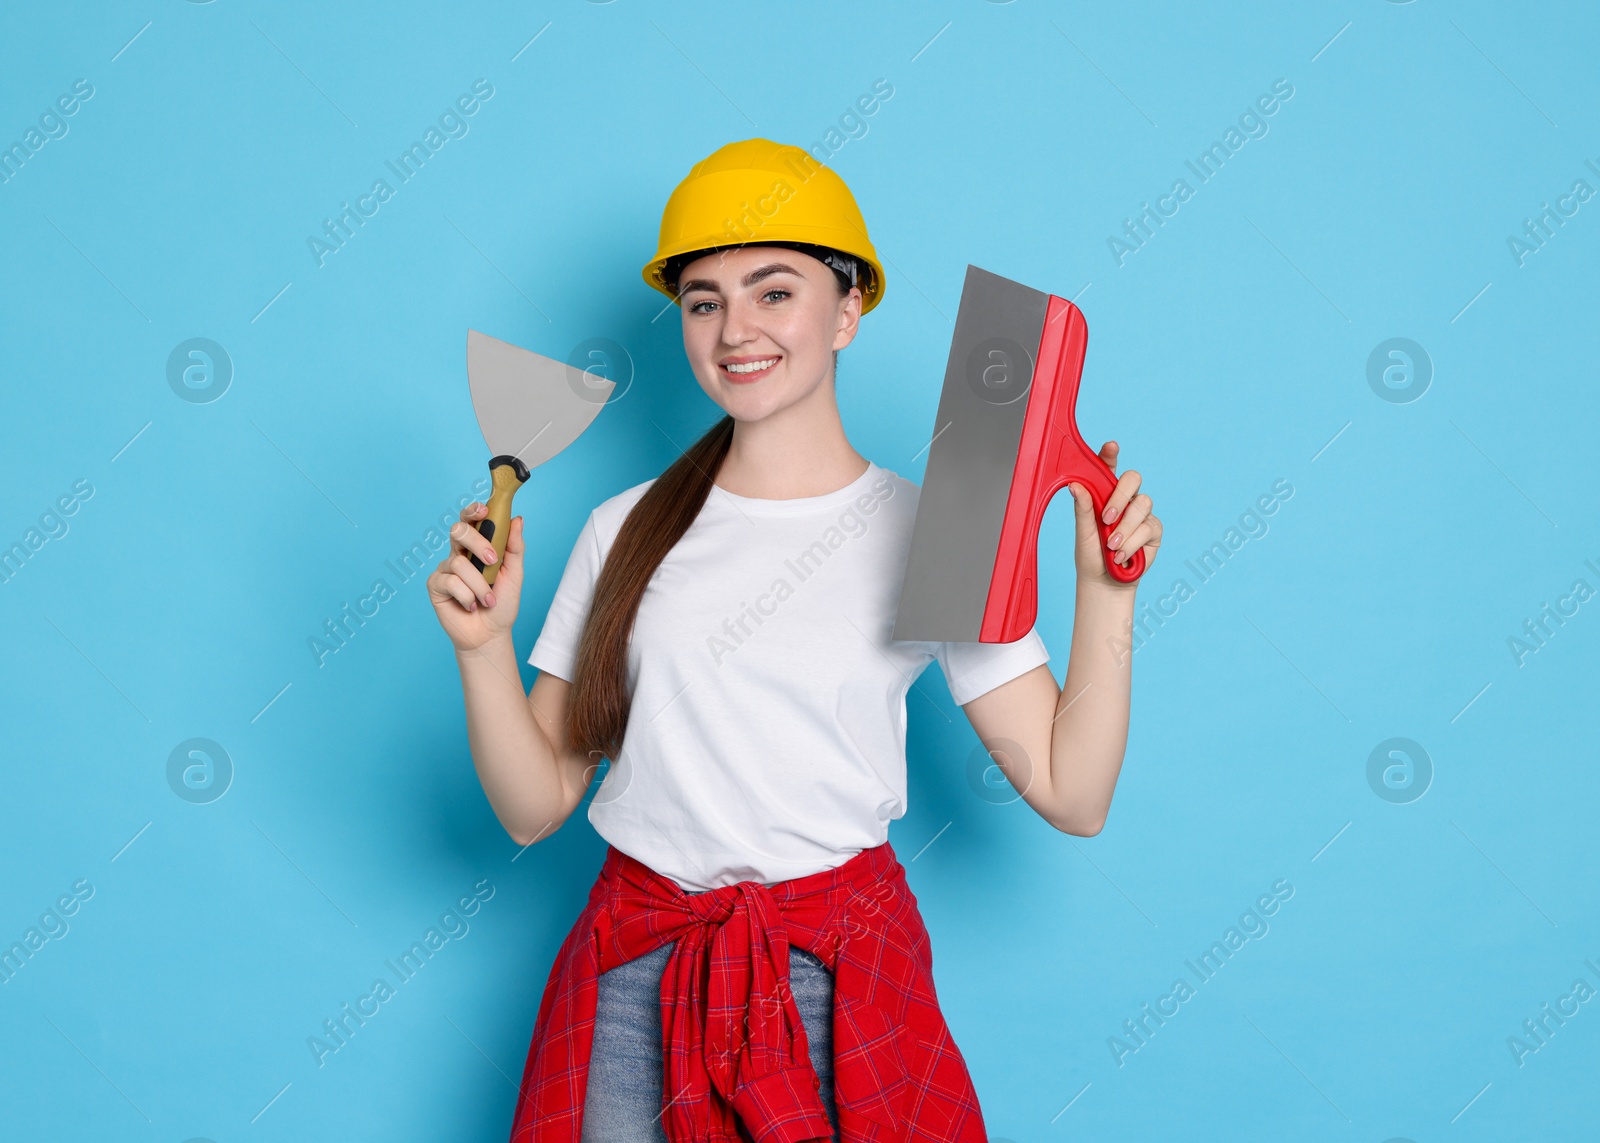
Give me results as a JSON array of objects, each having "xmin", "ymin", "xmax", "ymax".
[{"xmin": 644, "ymin": 239, "xmax": 884, "ymax": 314}]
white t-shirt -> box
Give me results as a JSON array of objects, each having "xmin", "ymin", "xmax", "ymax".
[{"xmin": 526, "ymin": 459, "xmax": 1051, "ymax": 891}]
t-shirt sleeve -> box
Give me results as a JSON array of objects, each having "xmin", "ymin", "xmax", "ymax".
[
  {"xmin": 935, "ymin": 626, "xmax": 1052, "ymax": 706},
  {"xmin": 526, "ymin": 511, "xmax": 603, "ymax": 683}
]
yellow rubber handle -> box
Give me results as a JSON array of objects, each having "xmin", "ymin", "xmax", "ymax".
[{"xmin": 471, "ymin": 455, "xmax": 529, "ymax": 586}]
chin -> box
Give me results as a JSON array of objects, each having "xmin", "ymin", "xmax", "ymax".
[
  {"xmin": 719, "ymin": 391, "xmax": 785, "ymax": 423},
  {"xmin": 699, "ymin": 362, "xmax": 822, "ymax": 420}
]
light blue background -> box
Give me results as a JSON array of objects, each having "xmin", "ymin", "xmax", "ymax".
[{"xmin": 3, "ymin": 1, "xmax": 1597, "ymax": 1139}]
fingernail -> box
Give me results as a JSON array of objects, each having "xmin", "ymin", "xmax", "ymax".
[
  {"xmin": 1108, "ymin": 532, "xmax": 1122, "ymax": 549},
  {"xmin": 1102, "ymin": 507, "xmax": 1115, "ymax": 524},
  {"xmin": 484, "ymin": 591, "xmax": 495, "ymax": 607}
]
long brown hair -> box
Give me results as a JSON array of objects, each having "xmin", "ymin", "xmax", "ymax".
[
  {"xmin": 567, "ymin": 413, "xmax": 734, "ymax": 763},
  {"xmin": 566, "ymin": 246, "xmax": 856, "ymax": 763}
]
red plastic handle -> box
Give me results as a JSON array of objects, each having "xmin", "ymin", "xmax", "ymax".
[{"xmin": 981, "ymin": 298, "xmax": 1144, "ymax": 642}]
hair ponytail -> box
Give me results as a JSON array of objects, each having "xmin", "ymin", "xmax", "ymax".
[{"xmin": 566, "ymin": 414, "xmax": 735, "ymax": 763}]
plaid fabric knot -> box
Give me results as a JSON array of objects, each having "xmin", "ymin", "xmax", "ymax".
[
  {"xmin": 507, "ymin": 841, "xmax": 992, "ymax": 1142},
  {"xmin": 685, "ymin": 882, "xmax": 741, "ymax": 925}
]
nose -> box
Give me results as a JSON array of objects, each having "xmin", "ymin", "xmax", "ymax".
[{"xmin": 718, "ymin": 293, "xmax": 759, "ymax": 349}]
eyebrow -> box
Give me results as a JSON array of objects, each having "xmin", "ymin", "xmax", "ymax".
[{"xmin": 677, "ymin": 262, "xmax": 802, "ymax": 297}]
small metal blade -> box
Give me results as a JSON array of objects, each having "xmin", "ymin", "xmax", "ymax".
[{"xmin": 466, "ymin": 329, "xmax": 615, "ymax": 468}]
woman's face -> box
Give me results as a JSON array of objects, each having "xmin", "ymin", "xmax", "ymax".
[{"xmin": 677, "ymin": 245, "xmax": 861, "ymax": 422}]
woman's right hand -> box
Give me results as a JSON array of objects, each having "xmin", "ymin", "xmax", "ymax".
[{"xmin": 427, "ymin": 503, "xmax": 525, "ymax": 652}]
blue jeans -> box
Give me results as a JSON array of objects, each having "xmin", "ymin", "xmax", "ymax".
[{"xmin": 580, "ymin": 939, "xmax": 841, "ymax": 1141}]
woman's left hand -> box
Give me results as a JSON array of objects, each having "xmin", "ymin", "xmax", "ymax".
[{"xmin": 1067, "ymin": 441, "xmax": 1161, "ymax": 587}]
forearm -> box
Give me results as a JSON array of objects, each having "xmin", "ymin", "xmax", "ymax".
[
  {"xmin": 1048, "ymin": 581, "xmax": 1137, "ymax": 833},
  {"xmin": 454, "ymin": 635, "xmax": 567, "ymax": 844}
]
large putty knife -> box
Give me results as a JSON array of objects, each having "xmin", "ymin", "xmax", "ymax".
[
  {"xmin": 892, "ymin": 265, "xmax": 1145, "ymax": 644},
  {"xmin": 465, "ymin": 329, "xmax": 615, "ymax": 586}
]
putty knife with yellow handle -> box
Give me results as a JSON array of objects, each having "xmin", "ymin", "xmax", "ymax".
[{"xmin": 466, "ymin": 329, "xmax": 616, "ymax": 586}]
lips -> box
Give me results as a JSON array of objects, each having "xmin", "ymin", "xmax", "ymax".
[{"xmin": 719, "ymin": 355, "xmax": 780, "ymax": 383}]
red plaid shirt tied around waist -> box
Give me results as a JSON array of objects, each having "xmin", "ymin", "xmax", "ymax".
[{"xmin": 508, "ymin": 840, "xmax": 988, "ymax": 1142}]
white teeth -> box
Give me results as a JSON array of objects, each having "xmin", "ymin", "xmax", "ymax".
[{"xmin": 724, "ymin": 357, "xmax": 778, "ymax": 374}]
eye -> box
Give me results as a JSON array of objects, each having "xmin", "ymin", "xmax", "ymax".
[
  {"xmin": 761, "ymin": 288, "xmax": 791, "ymax": 303},
  {"xmin": 688, "ymin": 299, "xmax": 719, "ymax": 314}
]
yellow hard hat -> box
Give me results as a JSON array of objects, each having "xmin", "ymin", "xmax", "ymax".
[{"xmin": 641, "ymin": 138, "xmax": 886, "ymax": 314}]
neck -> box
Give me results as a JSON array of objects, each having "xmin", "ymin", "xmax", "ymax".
[{"xmin": 714, "ymin": 376, "xmax": 867, "ymax": 499}]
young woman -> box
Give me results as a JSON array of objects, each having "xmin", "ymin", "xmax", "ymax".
[{"xmin": 428, "ymin": 140, "xmax": 1161, "ymax": 1141}]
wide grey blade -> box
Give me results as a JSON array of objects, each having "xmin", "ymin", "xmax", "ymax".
[
  {"xmin": 466, "ymin": 329, "xmax": 615, "ymax": 467},
  {"xmin": 892, "ymin": 265, "xmax": 1050, "ymax": 643}
]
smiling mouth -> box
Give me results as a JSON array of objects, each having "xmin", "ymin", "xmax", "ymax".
[{"xmin": 720, "ymin": 356, "xmax": 780, "ymax": 382}]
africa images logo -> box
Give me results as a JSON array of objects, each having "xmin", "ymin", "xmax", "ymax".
[{"xmin": 706, "ymin": 473, "xmax": 896, "ymax": 667}]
